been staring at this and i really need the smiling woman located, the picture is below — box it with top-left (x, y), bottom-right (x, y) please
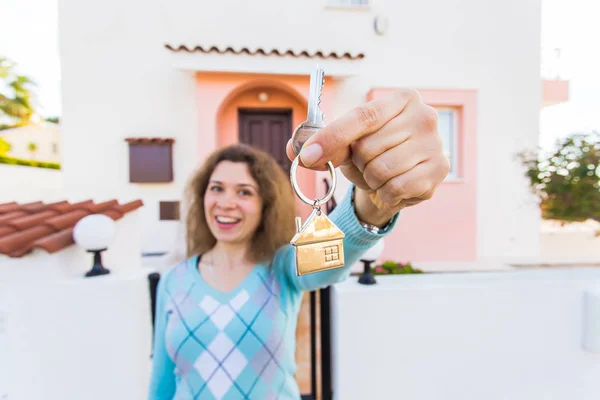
top-left (185, 144), bottom-right (297, 264)
top-left (148, 144), bottom-right (400, 399)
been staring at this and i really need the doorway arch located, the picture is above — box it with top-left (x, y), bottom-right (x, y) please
top-left (216, 79), bottom-right (316, 212)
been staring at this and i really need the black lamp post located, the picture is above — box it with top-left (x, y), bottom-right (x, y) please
top-left (85, 248), bottom-right (111, 277)
top-left (358, 258), bottom-right (377, 285)
top-left (357, 239), bottom-right (384, 285)
top-left (73, 214), bottom-right (117, 278)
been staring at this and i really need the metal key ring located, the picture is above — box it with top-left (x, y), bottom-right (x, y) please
top-left (290, 156), bottom-right (336, 207)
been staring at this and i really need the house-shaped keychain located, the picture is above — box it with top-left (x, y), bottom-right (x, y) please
top-left (290, 209), bottom-right (345, 276)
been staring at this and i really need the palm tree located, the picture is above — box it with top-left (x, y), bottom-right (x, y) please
top-left (0, 137), bottom-right (10, 155)
top-left (0, 57), bottom-right (37, 128)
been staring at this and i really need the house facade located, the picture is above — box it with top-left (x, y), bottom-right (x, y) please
top-left (57, 0), bottom-right (561, 266)
top-left (0, 122), bottom-right (61, 163)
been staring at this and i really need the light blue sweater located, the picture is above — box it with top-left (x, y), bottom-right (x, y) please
top-left (148, 186), bottom-right (399, 399)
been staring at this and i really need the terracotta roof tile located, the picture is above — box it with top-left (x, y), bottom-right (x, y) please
top-left (125, 137), bottom-right (175, 145)
top-left (20, 201), bottom-right (47, 213)
top-left (115, 200), bottom-right (144, 214)
top-left (0, 226), bottom-right (55, 254)
top-left (0, 211), bottom-right (26, 225)
top-left (68, 200), bottom-right (97, 213)
top-left (90, 200), bottom-right (119, 213)
top-left (32, 228), bottom-right (75, 254)
top-left (103, 210), bottom-right (124, 221)
top-left (45, 210), bottom-right (90, 231)
top-left (0, 226), bottom-right (17, 237)
top-left (7, 210), bottom-right (59, 230)
top-left (0, 202), bottom-right (19, 214)
top-left (0, 199), bottom-right (144, 258)
top-left (46, 201), bottom-right (72, 212)
top-left (165, 44), bottom-right (365, 60)
top-left (9, 247), bottom-right (35, 258)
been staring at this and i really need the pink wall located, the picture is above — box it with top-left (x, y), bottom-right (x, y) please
top-left (542, 79), bottom-right (569, 107)
top-left (194, 77), bottom-right (477, 262)
top-left (195, 72), bottom-right (337, 220)
top-left (367, 89), bottom-right (478, 262)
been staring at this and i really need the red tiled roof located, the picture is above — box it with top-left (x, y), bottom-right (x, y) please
top-left (0, 199), bottom-right (144, 258)
top-left (125, 137), bottom-right (175, 145)
top-left (165, 44), bottom-right (365, 60)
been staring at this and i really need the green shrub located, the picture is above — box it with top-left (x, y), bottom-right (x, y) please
top-left (0, 154), bottom-right (60, 169)
top-left (373, 260), bottom-right (423, 275)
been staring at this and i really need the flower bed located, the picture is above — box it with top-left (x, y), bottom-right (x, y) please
top-left (373, 260), bottom-right (424, 275)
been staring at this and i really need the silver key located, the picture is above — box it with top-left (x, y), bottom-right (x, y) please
top-left (291, 65), bottom-right (325, 156)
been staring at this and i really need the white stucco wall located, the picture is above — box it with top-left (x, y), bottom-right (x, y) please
top-left (332, 269), bottom-right (600, 399)
top-left (57, 0), bottom-right (542, 260)
top-left (57, 0), bottom-right (200, 253)
top-left (0, 271), bottom-right (153, 400)
top-left (0, 164), bottom-right (64, 203)
top-left (0, 210), bottom-right (149, 400)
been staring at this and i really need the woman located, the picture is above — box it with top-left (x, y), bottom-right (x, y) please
top-left (149, 88), bottom-right (450, 399)
top-left (148, 144), bottom-right (399, 400)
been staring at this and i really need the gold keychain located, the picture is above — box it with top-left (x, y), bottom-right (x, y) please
top-left (289, 66), bottom-right (345, 276)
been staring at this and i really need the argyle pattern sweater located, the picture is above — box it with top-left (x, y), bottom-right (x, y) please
top-left (148, 186), bottom-right (399, 400)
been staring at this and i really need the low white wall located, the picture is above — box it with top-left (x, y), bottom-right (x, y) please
top-left (332, 269), bottom-right (600, 400)
top-left (0, 271), bottom-right (153, 400)
top-left (0, 209), bottom-right (148, 400)
top-left (0, 164), bottom-right (64, 203)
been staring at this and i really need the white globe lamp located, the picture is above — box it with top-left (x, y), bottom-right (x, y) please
top-left (358, 238), bottom-right (384, 285)
top-left (73, 214), bottom-right (117, 277)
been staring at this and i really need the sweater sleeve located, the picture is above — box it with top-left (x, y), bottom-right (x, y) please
top-left (275, 184), bottom-right (400, 293)
top-left (148, 273), bottom-right (176, 400)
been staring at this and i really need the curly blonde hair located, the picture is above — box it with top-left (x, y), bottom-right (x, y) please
top-left (184, 144), bottom-right (297, 263)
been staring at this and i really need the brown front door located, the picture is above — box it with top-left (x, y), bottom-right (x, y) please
top-left (238, 109), bottom-right (293, 172)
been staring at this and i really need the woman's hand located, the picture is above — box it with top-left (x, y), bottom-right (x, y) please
top-left (286, 88), bottom-right (450, 227)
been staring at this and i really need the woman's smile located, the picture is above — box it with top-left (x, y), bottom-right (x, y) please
top-left (214, 215), bottom-right (242, 230)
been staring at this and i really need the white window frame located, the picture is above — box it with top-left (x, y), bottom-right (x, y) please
top-left (436, 107), bottom-right (460, 181)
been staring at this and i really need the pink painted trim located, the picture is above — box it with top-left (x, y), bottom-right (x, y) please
top-left (366, 88), bottom-right (478, 262)
top-left (542, 80), bottom-right (569, 107)
top-left (195, 73), bottom-right (336, 221)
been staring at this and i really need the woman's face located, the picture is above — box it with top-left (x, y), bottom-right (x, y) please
top-left (204, 161), bottom-right (263, 247)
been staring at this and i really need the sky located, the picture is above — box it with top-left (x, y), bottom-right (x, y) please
top-left (0, 0), bottom-right (598, 152)
top-left (539, 0), bottom-right (600, 151)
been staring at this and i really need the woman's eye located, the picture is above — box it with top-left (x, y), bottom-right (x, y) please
top-left (210, 185), bottom-right (222, 192)
top-left (239, 189), bottom-right (252, 196)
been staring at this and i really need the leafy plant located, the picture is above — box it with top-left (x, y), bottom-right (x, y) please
top-left (518, 131), bottom-right (600, 223)
top-left (0, 137), bottom-right (10, 155)
top-left (373, 260), bottom-right (423, 275)
top-left (0, 154), bottom-right (60, 169)
top-left (0, 57), bottom-right (37, 127)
